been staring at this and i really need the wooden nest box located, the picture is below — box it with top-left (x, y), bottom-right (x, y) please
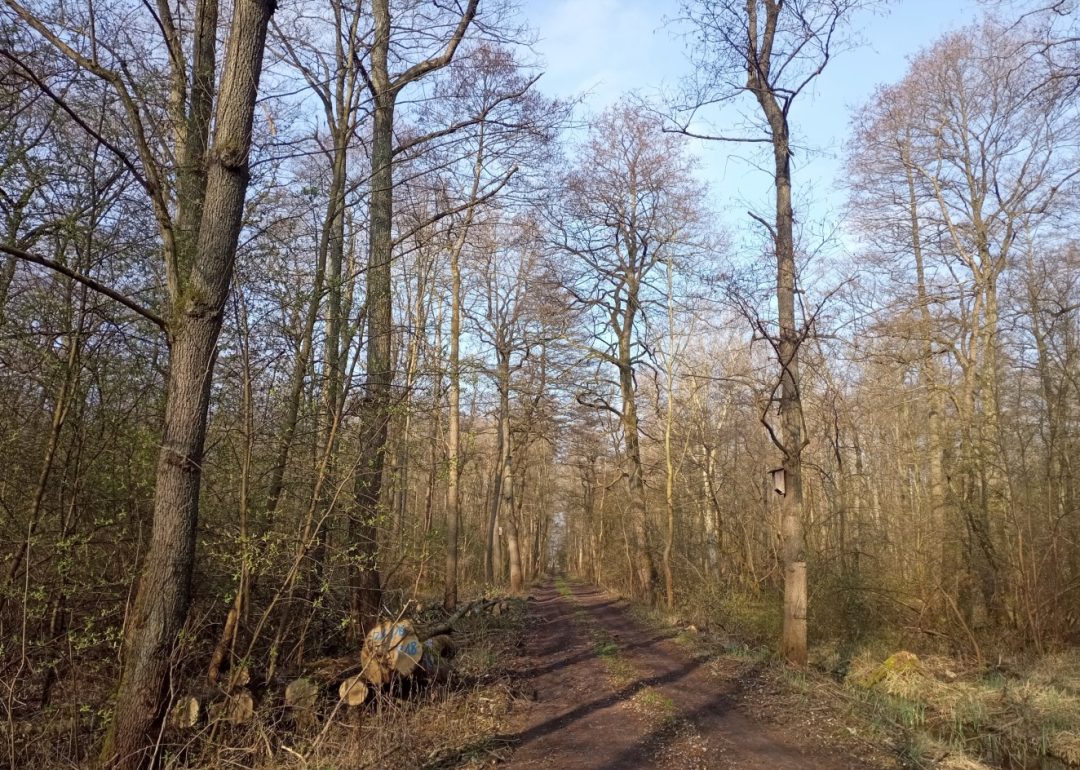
top-left (769, 467), bottom-right (786, 496)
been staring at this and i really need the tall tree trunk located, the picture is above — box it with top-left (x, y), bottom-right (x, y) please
top-left (101, 0), bottom-right (274, 763)
top-left (749, 23), bottom-right (807, 662)
top-left (979, 269), bottom-right (1008, 624)
top-left (901, 141), bottom-right (950, 604)
top-left (443, 129), bottom-right (484, 606)
top-left (352, 0), bottom-right (477, 631)
top-left (496, 354), bottom-right (523, 593)
top-left (485, 410), bottom-right (503, 582)
top-left (773, 126), bottom-right (807, 666)
top-left (444, 227), bottom-right (462, 609)
top-left (350, 84), bottom-right (394, 633)
top-left (662, 257), bottom-right (677, 609)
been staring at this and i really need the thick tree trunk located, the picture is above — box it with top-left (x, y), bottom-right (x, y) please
top-left (774, 135), bottom-right (807, 666)
top-left (100, 0), bottom-right (274, 763)
top-left (619, 347), bottom-right (657, 604)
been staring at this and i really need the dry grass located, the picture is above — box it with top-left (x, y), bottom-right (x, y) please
top-left (6, 597), bottom-right (529, 770)
top-left (844, 649), bottom-right (1080, 768)
top-left (606, 587), bottom-right (1080, 769)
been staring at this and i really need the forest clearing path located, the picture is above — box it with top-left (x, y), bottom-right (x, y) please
top-left (501, 577), bottom-right (895, 770)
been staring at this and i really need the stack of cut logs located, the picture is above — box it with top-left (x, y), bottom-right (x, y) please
top-left (336, 618), bottom-right (457, 706)
top-left (171, 596), bottom-right (521, 728)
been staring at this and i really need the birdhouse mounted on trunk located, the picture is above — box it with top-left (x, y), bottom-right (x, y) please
top-left (770, 467), bottom-right (786, 496)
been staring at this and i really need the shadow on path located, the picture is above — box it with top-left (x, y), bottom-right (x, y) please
top-left (500, 577), bottom-right (896, 770)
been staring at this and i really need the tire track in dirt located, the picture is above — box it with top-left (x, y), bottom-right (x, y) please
top-left (502, 578), bottom-right (895, 770)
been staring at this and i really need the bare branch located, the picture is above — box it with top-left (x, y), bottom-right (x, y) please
top-left (1, 243), bottom-right (167, 330)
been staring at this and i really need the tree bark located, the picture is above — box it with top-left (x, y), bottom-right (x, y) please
top-left (662, 258), bottom-right (678, 609)
top-left (620, 339), bottom-right (658, 604)
top-left (496, 353), bottom-right (523, 593)
top-left (350, 84), bottom-right (393, 634)
top-left (901, 139), bottom-right (951, 603)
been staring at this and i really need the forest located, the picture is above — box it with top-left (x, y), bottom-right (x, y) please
top-left (1, 0), bottom-right (1079, 768)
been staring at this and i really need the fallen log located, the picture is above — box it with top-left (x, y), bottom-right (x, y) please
top-left (418, 648), bottom-right (449, 683)
top-left (354, 597), bottom-right (507, 688)
top-left (423, 634), bottom-right (457, 660)
top-left (418, 597), bottom-right (499, 639)
top-left (183, 595), bottom-right (508, 727)
top-left (417, 634), bottom-right (457, 683)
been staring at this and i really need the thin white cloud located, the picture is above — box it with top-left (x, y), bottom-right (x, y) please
top-left (529, 0), bottom-right (678, 107)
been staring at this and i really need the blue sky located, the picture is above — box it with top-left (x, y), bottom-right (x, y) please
top-left (517, 0), bottom-right (985, 238)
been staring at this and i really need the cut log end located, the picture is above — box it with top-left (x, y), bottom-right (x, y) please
top-left (338, 675), bottom-right (369, 706)
top-left (285, 677), bottom-right (319, 710)
top-left (361, 620), bottom-right (423, 683)
top-left (225, 689), bottom-right (254, 725)
top-left (169, 696), bottom-right (200, 729)
top-left (228, 665), bottom-right (251, 689)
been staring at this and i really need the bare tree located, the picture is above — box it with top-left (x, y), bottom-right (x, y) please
top-left (677, 0), bottom-right (873, 664)
top-left (555, 103), bottom-right (707, 605)
top-left (848, 18), bottom-right (1080, 641)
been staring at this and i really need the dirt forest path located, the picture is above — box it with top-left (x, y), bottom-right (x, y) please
top-left (501, 577), bottom-right (896, 770)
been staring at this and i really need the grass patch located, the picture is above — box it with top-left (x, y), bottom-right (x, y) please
top-left (629, 687), bottom-right (677, 717)
top-left (843, 649), bottom-right (1080, 769)
top-left (594, 637), bottom-right (619, 660)
top-left (610, 580), bottom-right (1080, 769)
top-left (421, 733), bottom-right (517, 769)
top-left (590, 628), bottom-right (636, 685)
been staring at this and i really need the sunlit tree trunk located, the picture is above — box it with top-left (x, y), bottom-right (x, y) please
top-left (753, 73), bottom-right (807, 667)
